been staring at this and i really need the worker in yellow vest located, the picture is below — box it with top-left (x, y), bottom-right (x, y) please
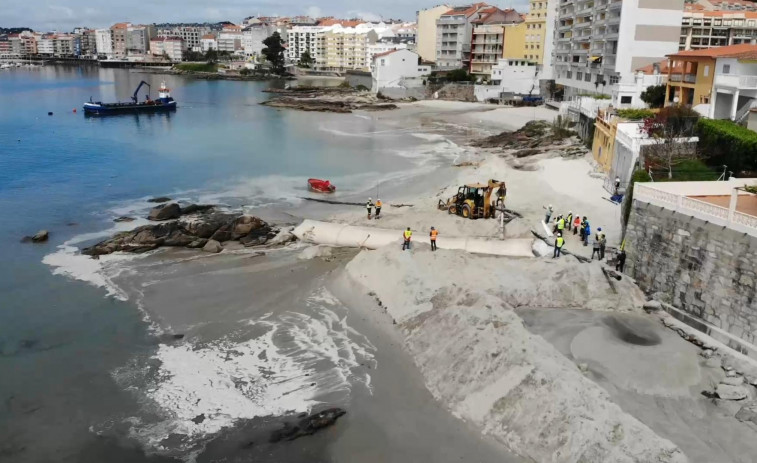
top-left (430, 227), bottom-right (438, 251)
top-left (553, 232), bottom-right (565, 258)
top-left (566, 211), bottom-right (573, 231)
top-left (557, 216), bottom-right (565, 233)
top-left (402, 227), bottom-right (412, 251)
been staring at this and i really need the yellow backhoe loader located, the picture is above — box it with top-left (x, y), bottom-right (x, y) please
top-left (437, 179), bottom-right (505, 219)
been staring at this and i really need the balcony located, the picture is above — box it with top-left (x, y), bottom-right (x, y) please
top-left (714, 74), bottom-right (757, 89)
top-left (669, 73), bottom-right (697, 84)
top-left (574, 21), bottom-right (592, 29)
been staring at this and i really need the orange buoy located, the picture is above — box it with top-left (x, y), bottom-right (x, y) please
top-left (73, 108), bottom-right (77, 113)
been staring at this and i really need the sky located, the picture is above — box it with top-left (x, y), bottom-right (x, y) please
top-left (3, 0), bottom-right (530, 32)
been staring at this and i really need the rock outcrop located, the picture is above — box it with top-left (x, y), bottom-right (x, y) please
top-left (148, 203), bottom-right (182, 221)
top-left (82, 211), bottom-right (276, 256)
top-left (269, 408), bottom-right (346, 443)
top-left (262, 87), bottom-right (397, 113)
top-left (32, 230), bottom-right (49, 242)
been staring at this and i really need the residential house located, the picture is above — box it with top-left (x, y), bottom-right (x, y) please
top-left (157, 26), bottom-right (210, 52)
top-left (127, 25), bottom-right (156, 56)
top-left (367, 42), bottom-right (408, 70)
top-left (470, 8), bottom-right (523, 77)
top-left (435, 3), bottom-right (490, 71)
top-left (553, 0), bottom-right (684, 99)
top-left (613, 60), bottom-right (669, 108)
top-left (371, 48), bottom-right (431, 92)
top-left (200, 34), bottom-right (217, 53)
top-left (416, 5), bottom-right (451, 62)
top-left (150, 37), bottom-right (186, 62)
top-left (489, 58), bottom-right (541, 94)
top-left (666, 44), bottom-right (757, 121)
top-left (242, 24), bottom-right (276, 57)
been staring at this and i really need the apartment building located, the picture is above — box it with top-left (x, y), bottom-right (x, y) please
top-left (242, 24), bottom-right (276, 57)
top-left (157, 26), bottom-right (209, 52)
top-left (111, 23), bottom-right (129, 58)
top-left (436, 3), bottom-right (491, 71)
top-left (150, 37), bottom-right (186, 62)
top-left (553, 0), bottom-right (684, 98)
top-left (287, 26), bottom-right (323, 63)
top-left (666, 44), bottom-right (757, 122)
top-left (524, 0), bottom-right (549, 63)
top-left (201, 34), bottom-right (217, 53)
top-left (95, 28), bottom-right (113, 58)
top-left (8, 31), bottom-right (37, 56)
top-left (218, 25), bottom-right (243, 54)
top-left (417, 5), bottom-right (451, 62)
top-left (680, 10), bottom-right (757, 50)
top-left (320, 27), bottom-right (378, 71)
top-left (367, 42), bottom-right (408, 70)
top-left (127, 25), bottom-right (156, 56)
top-left (470, 8), bottom-right (523, 77)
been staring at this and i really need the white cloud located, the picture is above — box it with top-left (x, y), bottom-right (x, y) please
top-left (305, 6), bottom-right (322, 18)
top-left (348, 10), bottom-right (382, 22)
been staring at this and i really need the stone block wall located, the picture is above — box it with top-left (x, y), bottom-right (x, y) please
top-left (626, 201), bottom-right (757, 346)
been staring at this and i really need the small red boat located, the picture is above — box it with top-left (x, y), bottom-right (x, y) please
top-left (308, 178), bottom-right (336, 193)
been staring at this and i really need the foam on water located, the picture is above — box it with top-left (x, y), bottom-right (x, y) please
top-left (114, 287), bottom-right (375, 458)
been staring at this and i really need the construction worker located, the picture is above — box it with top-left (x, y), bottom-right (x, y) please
top-left (430, 226), bottom-right (438, 251)
top-left (597, 227), bottom-right (606, 260)
top-left (496, 183), bottom-right (506, 207)
top-left (366, 198), bottom-right (374, 219)
top-left (566, 211), bottom-right (573, 231)
top-left (614, 176), bottom-right (621, 195)
top-left (573, 215), bottom-right (581, 235)
top-left (583, 220), bottom-right (591, 247)
top-left (557, 215), bottom-right (565, 233)
top-left (375, 198), bottom-right (382, 219)
top-left (402, 227), bottom-right (412, 251)
top-left (543, 204), bottom-right (553, 224)
top-left (591, 234), bottom-right (601, 260)
top-left (616, 249), bottom-right (627, 273)
top-left (553, 232), bottom-right (565, 258)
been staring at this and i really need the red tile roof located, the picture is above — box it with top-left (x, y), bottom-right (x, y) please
top-left (317, 18), bottom-right (365, 27)
top-left (668, 43), bottom-right (757, 59)
top-left (201, 34), bottom-right (215, 39)
top-left (442, 3), bottom-right (489, 17)
top-left (635, 59), bottom-right (681, 74)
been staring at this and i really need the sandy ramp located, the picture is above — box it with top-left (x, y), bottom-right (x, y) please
top-left (292, 219), bottom-right (535, 257)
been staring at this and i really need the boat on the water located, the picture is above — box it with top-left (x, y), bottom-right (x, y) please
top-left (83, 81), bottom-right (176, 115)
top-left (308, 178), bottom-right (336, 193)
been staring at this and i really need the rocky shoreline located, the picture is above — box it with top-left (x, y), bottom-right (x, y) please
top-left (136, 67), bottom-right (277, 81)
top-left (82, 202), bottom-right (284, 257)
top-left (261, 87), bottom-right (398, 113)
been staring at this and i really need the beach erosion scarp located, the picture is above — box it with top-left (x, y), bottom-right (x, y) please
top-left (342, 244), bottom-right (687, 463)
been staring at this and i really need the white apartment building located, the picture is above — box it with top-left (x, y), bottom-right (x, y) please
top-left (242, 24), bottom-right (276, 57)
top-left (37, 36), bottom-right (54, 55)
top-left (436, 4), bottom-right (490, 71)
top-left (218, 25), bottom-right (243, 54)
top-left (150, 37), bottom-right (186, 62)
top-left (127, 25), bottom-right (156, 56)
top-left (490, 59), bottom-right (541, 94)
top-left (95, 29), bottom-right (113, 57)
top-left (287, 26), bottom-right (324, 63)
top-left (553, 0), bottom-right (684, 98)
top-left (201, 34), bottom-right (217, 53)
top-left (680, 10), bottom-right (757, 50)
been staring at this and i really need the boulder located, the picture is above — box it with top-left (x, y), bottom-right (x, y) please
top-left (643, 300), bottom-right (662, 312)
top-left (163, 231), bottom-right (195, 247)
top-left (721, 375), bottom-right (745, 386)
top-left (269, 408), bottom-right (346, 443)
top-left (147, 196), bottom-right (172, 203)
top-left (114, 216), bottom-right (135, 223)
top-left (31, 230), bottom-right (49, 242)
top-left (210, 225), bottom-right (233, 242)
top-left (148, 203), bottom-right (181, 221)
top-left (202, 239), bottom-right (223, 253)
top-left (735, 403), bottom-right (757, 424)
top-left (240, 234), bottom-right (269, 247)
top-left (716, 383), bottom-right (750, 400)
top-left (180, 204), bottom-right (214, 215)
top-left (186, 239), bottom-right (208, 249)
top-left (231, 215), bottom-right (266, 240)
top-left (183, 212), bottom-right (235, 238)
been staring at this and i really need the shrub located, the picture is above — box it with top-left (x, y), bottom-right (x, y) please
top-left (551, 115), bottom-right (574, 139)
top-left (338, 80), bottom-right (351, 88)
top-left (696, 118), bottom-right (757, 176)
top-left (355, 84), bottom-right (369, 91)
top-left (616, 108), bottom-right (655, 120)
top-left (446, 68), bottom-right (475, 82)
top-left (577, 93), bottom-right (610, 100)
top-left (640, 84), bottom-right (666, 108)
top-left (175, 62), bottom-right (218, 73)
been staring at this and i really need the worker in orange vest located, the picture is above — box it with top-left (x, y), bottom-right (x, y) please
top-left (430, 226), bottom-right (438, 251)
top-left (375, 198), bottom-right (383, 219)
top-left (402, 227), bottom-right (412, 251)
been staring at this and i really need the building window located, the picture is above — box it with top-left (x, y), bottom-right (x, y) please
top-left (577, 71), bottom-right (583, 80)
top-left (584, 73), bottom-right (591, 82)
top-left (723, 64), bottom-right (730, 74)
top-left (620, 96), bottom-right (632, 104)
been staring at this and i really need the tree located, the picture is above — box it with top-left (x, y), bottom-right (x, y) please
top-left (299, 50), bottom-right (314, 68)
top-left (446, 68), bottom-right (474, 82)
top-left (640, 105), bottom-right (700, 179)
top-left (204, 49), bottom-right (218, 63)
top-left (640, 84), bottom-right (666, 108)
top-left (262, 32), bottom-right (286, 74)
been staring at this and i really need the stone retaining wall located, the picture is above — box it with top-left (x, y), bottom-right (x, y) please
top-left (626, 200), bottom-right (757, 351)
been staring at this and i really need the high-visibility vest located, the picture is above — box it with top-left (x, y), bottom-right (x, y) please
top-left (557, 218), bottom-right (565, 230)
top-left (404, 230), bottom-right (412, 240)
top-left (376, 200), bottom-right (382, 208)
top-left (566, 213), bottom-right (573, 223)
top-left (430, 230), bottom-right (438, 240)
top-left (556, 237), bottom-right (565, 247)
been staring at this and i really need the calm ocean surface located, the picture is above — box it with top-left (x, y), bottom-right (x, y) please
top-left (0, 65), bottom-right (436, 462)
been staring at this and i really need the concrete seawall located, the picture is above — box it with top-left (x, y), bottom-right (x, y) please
top-left (626, 200), bottom-right (757, 353)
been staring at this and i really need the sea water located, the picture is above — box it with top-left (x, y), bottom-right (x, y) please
top-left (0, 66), bottom-right (464, 461)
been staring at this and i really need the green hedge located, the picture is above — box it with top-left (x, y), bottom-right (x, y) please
top-left (616, 108), bottom-right (655, 120)
top-left (175, 62), bottom-right (218, 73)
top-left (696, 119), bottom-right (757, 175)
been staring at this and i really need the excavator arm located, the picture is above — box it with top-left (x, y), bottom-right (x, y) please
top-left (131, 81), bottom-right (151, 103)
